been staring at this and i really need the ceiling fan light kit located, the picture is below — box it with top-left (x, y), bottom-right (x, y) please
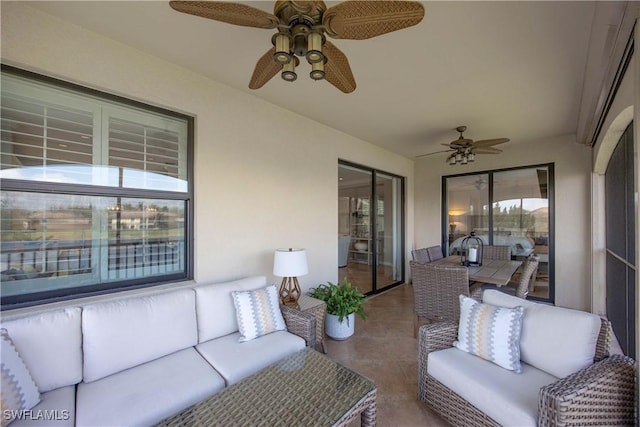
top-left (418, 125), bottom-right (510, 165)
top-left (169, 1), bottom-right (425, 93)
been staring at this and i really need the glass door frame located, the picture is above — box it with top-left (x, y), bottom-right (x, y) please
top-left (339, 160), bottom-right (406, 295)
top-left (441, 163), bottom-right (555, 303)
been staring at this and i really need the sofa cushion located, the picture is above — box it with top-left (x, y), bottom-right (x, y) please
top-left (82, 289), bottom-right (198, 382)
top-left (76, 347), bottom-right (225, 427)
top-left (482, 290), bottom-right (601, 378)
top-left (454, 295), bottom-right (524, 372)
top-left (1, 308), bottom-right (82, 392)
top-left (1, 329), bottom-right (40, 426)
top-left (195, 276), bottom-right (267, 342)
top-left (428, 347), bottom-right (558, 427)
top-left (196, 330), bottom-right (305, 385)
top-left (232, 284), bottom-right (286, 342)
top-left (10, 386), bottom-right (75, 427)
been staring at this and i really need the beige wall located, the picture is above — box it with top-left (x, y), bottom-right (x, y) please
top-left (415, 135), bottom-right (593, 310)
top-left (0, 3), bottom-right (415, 295)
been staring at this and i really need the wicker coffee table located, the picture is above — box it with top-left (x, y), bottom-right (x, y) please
top-left (157, 348), bottom-right (376, 427)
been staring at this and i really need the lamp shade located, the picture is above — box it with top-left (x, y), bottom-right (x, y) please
top-left (273, 248), bottom-right (308, 277)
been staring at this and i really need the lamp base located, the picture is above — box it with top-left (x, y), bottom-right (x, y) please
top-left (279, 276), bottom-right (301, 306)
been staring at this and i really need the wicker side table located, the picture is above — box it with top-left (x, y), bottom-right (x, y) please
top-left (296, 295), bottom-right (327, 353)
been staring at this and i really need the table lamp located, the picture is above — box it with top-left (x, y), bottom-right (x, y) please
top-left (273, 248), bottom-right (308, 306)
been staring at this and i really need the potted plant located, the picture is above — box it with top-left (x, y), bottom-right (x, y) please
top-left (309, 278), bottom-right (367, 340)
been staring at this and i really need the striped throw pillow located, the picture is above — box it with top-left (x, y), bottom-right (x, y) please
top-left (232, 285), bottom-right (286, 342)
top-left (453, 295), bottom-right (525, 372)
top-left (1, 329), bottom-right (41, 427)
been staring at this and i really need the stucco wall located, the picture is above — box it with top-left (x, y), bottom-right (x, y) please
top-left (0, 2), bottom-right (415, 297)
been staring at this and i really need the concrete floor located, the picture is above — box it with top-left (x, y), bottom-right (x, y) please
top-left (324, 283), bottom-right (449, 427)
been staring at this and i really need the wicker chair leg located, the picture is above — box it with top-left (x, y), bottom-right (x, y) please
top-left (414, 315), bottom-right (419, 338)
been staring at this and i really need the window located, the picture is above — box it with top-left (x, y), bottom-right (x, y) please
top-left (605, 122), bottom-right (635, 358)
top-left (443, 164), bottom-right (553, 302)
top-left (1, 67), bottom-right (193, 307)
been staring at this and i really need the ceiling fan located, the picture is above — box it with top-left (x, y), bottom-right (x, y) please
top-left (416, 126), bottom-right (510, 165)
top-left (169, 1), bottom-right (425, 93)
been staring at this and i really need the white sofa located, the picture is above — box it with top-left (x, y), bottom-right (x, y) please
top-left (1, 276), bottom-right (315, 426)
top-left (418, 290), bottom-right (637, 427)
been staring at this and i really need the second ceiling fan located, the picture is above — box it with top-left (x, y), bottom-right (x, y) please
top-left (417, 126), bottom-right (510, 165)
top-left (169, 1), bottom-right (425, 93)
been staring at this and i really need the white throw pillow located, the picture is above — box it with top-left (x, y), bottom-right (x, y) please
top-left (1, 329), bottom-right (41, 426)
top-left (454, 295), bottom-right (525, 372)
top-left (232, 285), bottom-right (286, 342)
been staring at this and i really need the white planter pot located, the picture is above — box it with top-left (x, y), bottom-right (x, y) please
top-left (325, 313), bottom-right (355, 340)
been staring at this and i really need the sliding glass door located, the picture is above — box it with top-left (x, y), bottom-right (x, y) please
top-left (376, 172), bottom-right (404, 289)
top-left (338, 161), bottom-right (404, 295)
top-left (444, 164), bottom-right (553, 302)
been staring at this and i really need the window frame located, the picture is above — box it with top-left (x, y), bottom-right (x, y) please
top-left (1, 65), bottom-right (194, 309)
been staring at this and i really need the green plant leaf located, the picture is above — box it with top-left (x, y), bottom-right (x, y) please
top-left (309, 277), bottom-right (367, 321)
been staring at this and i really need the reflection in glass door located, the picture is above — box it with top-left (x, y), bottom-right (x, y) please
top-left (376, 172), bottom-right (404, 289)
top-left (338, 162), bottom-right (404, 295)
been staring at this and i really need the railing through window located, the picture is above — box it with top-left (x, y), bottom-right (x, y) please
top-left (1, 238), bottom-right (183, 283)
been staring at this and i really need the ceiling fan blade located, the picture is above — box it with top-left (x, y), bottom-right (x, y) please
top-left (473, 147), bottom-right (502, 154)
top-left (473, 138), bottom-right (510, 147)
top-left (323, 1), bottom-right (425, 40)
top-left (324, 41), bottom-right (356, 93)
top-left (169, 1), bottom-right (279, 29)
top-left (416, 149), bottom-right (453, 158)
top-left (249, 48), bottom-right (281, 89)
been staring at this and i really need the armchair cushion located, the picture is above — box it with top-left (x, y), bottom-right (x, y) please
top-left (428, 347), bottom-right (558, 427)
top-left (232, 285), bottom-right (286, 342)
top-left (454, 295), bottom-right (524, 372)
top-left (482, 290), bottom-right (601, 378)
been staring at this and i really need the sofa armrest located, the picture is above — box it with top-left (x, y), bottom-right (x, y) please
top-left (280, 304), bottom-right (316, 348)
top-left (538, 354), bottom-right (637, 427)
top-left (418, 320), bottom-right (458, 401)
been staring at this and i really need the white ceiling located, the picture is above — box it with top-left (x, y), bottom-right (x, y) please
top-left (25, 1), bottom-right (622, 159)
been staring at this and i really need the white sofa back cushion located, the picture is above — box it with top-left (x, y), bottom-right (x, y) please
top-left (2, 308), bottom-right (82, 392)
top-left (195, 276), bottom-right (267, 343)
top-left (482, 290), bottom-right (601, 378)
top-left (82, 289), bottom-right (198, 382)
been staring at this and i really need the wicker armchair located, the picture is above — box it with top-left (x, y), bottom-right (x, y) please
top-left (411, 248), bottom-right (430, 263)
top-left (482, 245), bottom-right (512, 260)
top-left (470, 255), bottom-right (539, 300)
top-left (418, 319), bottom-right (637, 426)
top-left (426, 245), bottom-right (444, 261)
top-left (410, 261), bottom-right (469, 338)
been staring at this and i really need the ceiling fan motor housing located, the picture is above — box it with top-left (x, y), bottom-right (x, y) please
top-left (272, 1), bottom-right (328, 81)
